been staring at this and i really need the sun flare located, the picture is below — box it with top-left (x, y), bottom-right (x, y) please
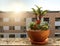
top-left (11, 3), bottom-right (25, 13)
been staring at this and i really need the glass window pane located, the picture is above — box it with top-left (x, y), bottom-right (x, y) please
top-left (15, 18), bottom-right (20, 22)
top-left (0, 34), bottom-right (4, 38)
top-left (55, 26), bottom-right (60, 30)
top-left (9, 26), bottom-right (15, 30)
top-left (55, 33), bottom-right (60, 37)
top-left (9, 34), bottom-right (15, 38)
top-left (20, 34), bottom-right (26, 38)
top-left (15, 26), bottom-right (21, 30)
top-left (55, 18), bottom-right (60, 21)
top-left (32, 18), bottom-right (36, 22)
top-left (3, 26), bottom-right (9, 30)
top-left (21, 26), bottom-right (26, 31)
top-left (44, 18), bottom-right (49, 23)
top-left (3, 18), bottom-right (9, 22)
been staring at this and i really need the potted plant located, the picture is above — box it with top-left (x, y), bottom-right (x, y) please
top-left (27, 5), bottom-right (50, 45)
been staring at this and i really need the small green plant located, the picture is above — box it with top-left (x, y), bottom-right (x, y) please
top-left (29, 5), bottom-right (49, 30)
top-left (29, 22), bottom-right (49, 30)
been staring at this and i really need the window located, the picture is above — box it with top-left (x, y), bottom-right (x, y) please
top-left (3, 18), bottom-right (9, 22)
top-left (0, 18), bottom-right (3, 22)
top-left (48, 11), bottom-right (59, 13)
top-left (9, 34), bottom-right (15, 38)
top-left (15, 18), bottom-right (20, 22)
top-left (9, 26), bottom-right (15, 30)
top-left (55, 18), bottom-right (60, 21)
top-left (3, 26), bottom-right (9, 30)
top-left (55, 33), bottom-right (60, 37)
top-left (15, 26), bottom-right (21, 30)
top-left (32, 18), bottom-right (36, 22)
top-left (0, 34), bottom-right (4, 38)
top-left (21, 26), bottom-right (26, 31)
top-left (55, 26), bottom-right (60, 30)
top-left (20, 34), bottom-right (26, 38)
top-left (0, 26), bottom-right (3, 32)
top-left (55, 18), bottom-right (60, 26)
top-left (44, 18), bottom-right (49, 23)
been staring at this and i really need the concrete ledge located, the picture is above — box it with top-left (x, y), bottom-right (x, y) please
top-left (0, 38), bottom-right (60, 45)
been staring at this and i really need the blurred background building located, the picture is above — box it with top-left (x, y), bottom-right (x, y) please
top-left (0, 11), bottom-right (60, 38)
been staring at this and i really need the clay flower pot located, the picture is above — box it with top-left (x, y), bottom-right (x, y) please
top-left (27, 30), bottom-right (50, 44)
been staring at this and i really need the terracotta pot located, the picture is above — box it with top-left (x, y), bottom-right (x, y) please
top-left (30, 38), bottom-right (48, 45)
top-left (27, 30), bottom-right (50, 42)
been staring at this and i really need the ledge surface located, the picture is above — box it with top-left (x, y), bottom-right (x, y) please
top-left (0, 37), bottom-right (60, 45)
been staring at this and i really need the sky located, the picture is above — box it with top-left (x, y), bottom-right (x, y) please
top-left (0, 0), bottom-right (60, 12)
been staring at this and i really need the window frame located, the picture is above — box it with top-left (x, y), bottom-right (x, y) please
top-left (9, 34), bottom-right (15, 38)
top-left (3, 18), bottom-right (9, 22)
top-left (9, 26), bottom-right (15, 30)
top-left (20, 34), bottom-right (27, 38)
top-left (0, 34), bottom-right (4, 38)
top-left (3, 26), bottom-right (9, 30)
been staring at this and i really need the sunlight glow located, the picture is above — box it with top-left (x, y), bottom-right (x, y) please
top-left (10, 3), bottom-right (25, 13)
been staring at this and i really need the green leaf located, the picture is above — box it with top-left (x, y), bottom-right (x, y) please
top-left (35, 5), bottom-right (42, 16)
top-left (41, 10), bottom-right (48, 16)
top-left (32, 8), bottom-right (37, 15)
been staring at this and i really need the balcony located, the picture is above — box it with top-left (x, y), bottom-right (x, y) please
top-left (0, 30), bottom-right (26, 33)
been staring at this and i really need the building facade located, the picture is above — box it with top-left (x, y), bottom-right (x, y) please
top-left (0, 11), bottom-right (27, 38)
top-left (0, 11), bottom-right (60, 38)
